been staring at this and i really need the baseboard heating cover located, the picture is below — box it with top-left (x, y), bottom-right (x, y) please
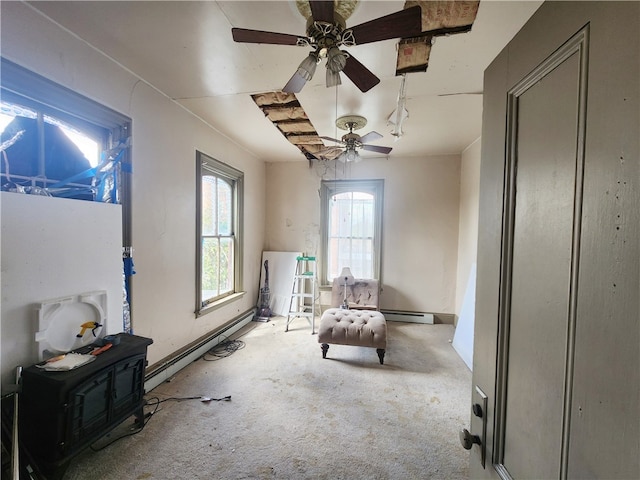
top-left (144, 309), bottom-right (254, 392)
top-left (380, 310), bottom-right (435, 324)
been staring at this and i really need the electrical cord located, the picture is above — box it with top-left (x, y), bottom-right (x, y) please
top-left (89, 394), bottom-right (230, 451)
top-left (202, 337), bottom-right (245, 361)
top-left (89, 397), bottom-right (159, 452)
top-left (153, 395), bottom-right (231, 404)
top-left (91, 333), bottom-right (244, 449)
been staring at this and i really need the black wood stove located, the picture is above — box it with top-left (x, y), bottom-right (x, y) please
top-left (18, 333), bottom-right (152, 479)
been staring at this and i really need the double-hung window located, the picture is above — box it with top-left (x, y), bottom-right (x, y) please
top-left (320, 179), bottom-right (384, 285)
top-left (196, 151), bottom-right (243, 314)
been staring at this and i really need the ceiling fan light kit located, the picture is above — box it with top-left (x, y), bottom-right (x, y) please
top-left (326, 47), bottom-right (348, 74)
top-left (296, 52), bottom-right (319, 81)
top-left (338, 148), bottom-right (361, 163)
top-left (326, 67), bottom-right (342, 88)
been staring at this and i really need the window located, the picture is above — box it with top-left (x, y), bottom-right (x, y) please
top-left (196, 151), bottom-right (244, 314)
top-left (0, 58), bottom-right (131, 211)
top-left (320, 179), bottom-right (384, 285)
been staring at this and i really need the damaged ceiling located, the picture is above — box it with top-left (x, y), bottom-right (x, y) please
top-left (23, 1), bottom-right (543, 162)
top-left (251, 0), bottom-right (480, 162)
top-left (251, 92), bottom-right (323, 160)
top-left (396, 0), bottom-right (479, 74)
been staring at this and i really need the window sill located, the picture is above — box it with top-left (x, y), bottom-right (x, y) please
top-left (197, 291), bottom-right (245, 318)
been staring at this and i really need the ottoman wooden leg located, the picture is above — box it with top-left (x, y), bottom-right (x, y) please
top-left (376, 349), bottom-right (385, 365)
top-left (321, 343), bottom-right (329, 359)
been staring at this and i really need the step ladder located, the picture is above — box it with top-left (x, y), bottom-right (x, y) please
top-left (286, 256), bottom-right (321, 334)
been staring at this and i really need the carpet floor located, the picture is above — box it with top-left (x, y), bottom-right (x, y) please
top-left (63, 318), bottom-right (472, 480)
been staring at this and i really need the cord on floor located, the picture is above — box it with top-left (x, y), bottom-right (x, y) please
top-left (202, 337), bottom-right (245, 361)
top-left (89, 394), bottom-right (230, 451)
top-left (89, 398), bottom-right (159, 452)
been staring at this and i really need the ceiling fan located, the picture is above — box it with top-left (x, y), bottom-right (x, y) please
top-left (320, 115), bottom-right (392, 162)
top-left (231, 2), bottom-right (423, 93)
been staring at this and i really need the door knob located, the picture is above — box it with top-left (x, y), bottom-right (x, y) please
top-left (459, 428), bottom-right (481, 450)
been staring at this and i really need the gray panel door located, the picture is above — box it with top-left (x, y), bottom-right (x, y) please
top-left (501, 43), bottom-right (582, 480)
top-left (470, 2), bottom-right (639, 479)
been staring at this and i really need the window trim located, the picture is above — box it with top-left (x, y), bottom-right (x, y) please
top-left (320, 179), bottom-right (384, 286)
top-left (196, 151), bottom-right (244, 316)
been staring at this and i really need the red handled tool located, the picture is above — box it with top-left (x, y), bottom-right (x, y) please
top-left (91, 343), bottom-right (112, 356)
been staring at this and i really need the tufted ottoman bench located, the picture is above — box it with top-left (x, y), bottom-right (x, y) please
top-left (318, 308), bottom-right (387, 364)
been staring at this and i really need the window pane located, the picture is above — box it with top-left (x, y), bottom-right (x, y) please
top-left (217, 179), bottom-right (232, 236)
top-left (336, 237), bottom-right (351, 277)
top-left (352, 199), bottom-right (374, 238)
top-left (201, 237), bottom-right (220, 299)
top-left (50, 118), bottom-right (100, 167)
top-left (201, 175), bottom-right (217, 235)
top-left (352, 238), bottom-right (373, 278)
top-left (219, 237), bottom-right (233, 294)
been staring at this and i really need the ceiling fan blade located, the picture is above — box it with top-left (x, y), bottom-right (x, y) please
top-left (362, 144), bottom-right (393, 154)
top-left (342, 54), bottom-right (380, 93)
top-left (320, 136), bottom-right (344, 145)
top-left (309, 0), bottom-right (334, 23)
top-left (283, 72), bottom-right (309, 93)
top-left (359, 131), bottom-right (383, 144)
top-left (232, 28), bottom-right (304, 46)
top-left (349, 5), bottom-right (423, 45)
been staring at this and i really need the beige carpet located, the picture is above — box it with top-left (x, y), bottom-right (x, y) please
top-left (63, 318), bottom-right (472, 479)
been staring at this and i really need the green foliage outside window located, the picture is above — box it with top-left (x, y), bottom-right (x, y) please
top-left (199, 170), bottom-right (235, 305)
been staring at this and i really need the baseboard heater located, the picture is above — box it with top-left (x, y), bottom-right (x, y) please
top-left (380, 309), bottom-right (435, 324)
top-left (144, 309), bottom-right (255, 392)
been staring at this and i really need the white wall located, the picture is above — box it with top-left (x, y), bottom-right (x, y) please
top-left (0, 2), bottom-right (266, 374)
top-left (0, 194), bottom-right (123, 387)
top-left (265, 154), bottom-right (462, 316)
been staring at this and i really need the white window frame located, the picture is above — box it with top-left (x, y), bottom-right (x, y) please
top-left (320, 179), bottom-right (384, 285)
top-left (196, 151), bottom-right (244, 315)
